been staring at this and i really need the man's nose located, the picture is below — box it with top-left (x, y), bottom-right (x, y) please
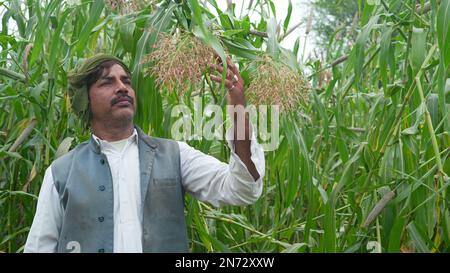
top-left (115, 81), bottom-right (128, 93)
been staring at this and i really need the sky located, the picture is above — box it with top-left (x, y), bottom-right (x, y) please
top-left (213, 0), bottom-right (314, 60)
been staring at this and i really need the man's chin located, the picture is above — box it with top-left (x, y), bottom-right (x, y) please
top-left (112, 108), bottom-right (135, 121)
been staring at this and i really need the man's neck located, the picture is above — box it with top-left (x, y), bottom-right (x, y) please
top-left (91, 121), bottom-right (135, 142)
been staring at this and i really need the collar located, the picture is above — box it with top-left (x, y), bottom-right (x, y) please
top-left (89, 126), bottom-right (157, 154)
top-left (91, 128), bottom-right (138, 153)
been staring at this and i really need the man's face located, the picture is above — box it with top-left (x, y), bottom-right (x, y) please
top-left (89, 64), bottom-right (136, 123)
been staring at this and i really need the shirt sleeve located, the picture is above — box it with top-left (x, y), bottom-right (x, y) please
top-left (24, 166), bottom-right (63, 253)
top-left (178, 125), bottom-right (265, 208)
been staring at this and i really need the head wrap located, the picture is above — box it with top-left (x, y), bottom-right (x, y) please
top-left (67, 54), bottom-right (131, 125)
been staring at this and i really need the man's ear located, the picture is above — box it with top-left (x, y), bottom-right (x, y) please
top-left (71, 85), bottom-right (89, 117)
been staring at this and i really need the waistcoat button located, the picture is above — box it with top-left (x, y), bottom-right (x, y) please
top-left (100, 159), bottom-right (105, 165)
top-left (98, 248), bottom-right (104, 253)
top-left (99, 185), bottom-right (105, 191)
top-left (98, 216), bottom-right (104, 222)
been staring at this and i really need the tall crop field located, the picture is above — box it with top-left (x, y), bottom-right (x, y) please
top-left (0, 0), bottom-right (449, 253)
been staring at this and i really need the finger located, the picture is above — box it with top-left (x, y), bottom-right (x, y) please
top-left (212, 53), bottom-right (235, 72)
top-left (210, 75), bottom-right (234, 90)
top-left (209, 64), bottom-right (224, 74)
top-left (210, 64), bottom-right (235, 82)
top-left (226, 57), bottom-right (238, 76)
top-left (213, 52), bottom-right (222, 65)
top-left (211, 54), bottom-right (242, 84)
top-left (225, 57), bottom-right (243, 83)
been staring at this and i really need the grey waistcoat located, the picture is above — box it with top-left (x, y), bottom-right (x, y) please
top-left (51, 126), bottom-right (188, 253)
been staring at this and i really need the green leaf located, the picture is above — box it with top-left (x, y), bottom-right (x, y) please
top-left (360, 0), bottom-right (376, 26)
top-left (280, 48), bottom-right (300, 71)
top-left (48, 8), bottom-right (71, 79)
top-left (323, 201), bottom-right (336, 252)
top-left (242, 16), bottom-right (250, 32)
top-left (189, 0), bottom-right (227, 86)
top-left (1, 10), bottom-right (11, 36)
top-left (204, 234), bottom-right (232, 253)
top-left (406, 221), bottom-right (431, 253)
top-left (0, 227), bottom-right (31, 247)
top-left (379, 26), bottom-right (394, 95)
top-left (221, 38), bottom-right (258, 60)
top-left (10, 0), bottom-right (26, 37)
top-left (74, 0), bottom-right (104, 55)
top-left (281, 242), bottom-right (308, 253)
top-left (354, 15), bottom-right (379, 89)
top-left (401, 126), bottom-right (419, 136)
top-left (446, 78), bottom-right (450, 104)
top-left (132, 2), bottom-right (177, 81)
top-left (437, 0), bottom-right (450, 68)
top-left (0, 190), bottom-right (37, 200)
top-left (388, 216), bottom-right (405, 252)
top-left (330, 144), bottom-right (365, 203)
top-left (222, 29), bottom-right (245, 37)
top-left (367, 0), bottom-right (381, 5)
top-left (427, 93), bottom-right (440, 129)
top-left (7, 118), bottom-right (37, 153)
top-left (268, 0), bottom-right (276, 17)
top-left (444, 209), bottom-right (450, 245)
top-left (29, 0), bottom-right (61, 66)
top-left (293, 37), bottom-right (300, 58)
top-left (283, 0), bottom-right (292, 34)
top-left (313, 91), bottom-right (329, 141)
top-left (0, 151), bottom-right (23, 160)
top-left (55, 137), bottom-right (74, 159)
top-left (218, 13), bottom-right (232, 29)
top-left (119, 18), bottom-right (136, 53)
top-left (0, 67), bottom-right (26, 82)
top-left (267, 17), bottom-right (279, 58)
top-left (410, 27), bottom-right (427, 73)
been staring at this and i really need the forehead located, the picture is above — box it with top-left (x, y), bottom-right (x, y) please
top-left (101, 63), bottom-right (129, 78)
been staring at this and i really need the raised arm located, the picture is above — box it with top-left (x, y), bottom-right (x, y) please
top-left (209, 56), bottom-right (260, 181)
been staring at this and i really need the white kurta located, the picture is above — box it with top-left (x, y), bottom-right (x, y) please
top-left (24, 128), bottom-right (265, 252)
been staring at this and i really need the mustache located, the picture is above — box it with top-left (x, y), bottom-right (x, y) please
top-left (111, 94), bottom-right (134, 106)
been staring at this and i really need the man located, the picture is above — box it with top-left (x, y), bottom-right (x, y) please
top-left (24, 54), bottom-right (265, 253)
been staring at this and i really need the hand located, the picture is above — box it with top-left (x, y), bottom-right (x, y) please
top-left (209, 55), bottom-right (246, 107)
